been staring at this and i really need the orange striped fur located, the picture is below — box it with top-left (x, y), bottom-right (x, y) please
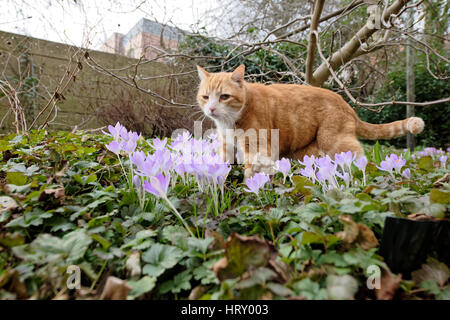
top-left (196, 65), bottom-right (425, 178)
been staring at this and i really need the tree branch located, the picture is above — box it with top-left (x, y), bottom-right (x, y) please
top-left (305, 0), bottom-right (325, 85)
top-left (312, 0), bottom-right (411, 86)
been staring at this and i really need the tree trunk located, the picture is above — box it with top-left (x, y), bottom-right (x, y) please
top-left (406, 7), bottom-right (415, 151)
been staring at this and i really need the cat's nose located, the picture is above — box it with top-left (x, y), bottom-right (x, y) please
top-left (209, 107), bottom-right (216, 113)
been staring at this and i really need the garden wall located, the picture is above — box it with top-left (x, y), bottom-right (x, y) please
top-left (0, 30), bottom-right (197, 135)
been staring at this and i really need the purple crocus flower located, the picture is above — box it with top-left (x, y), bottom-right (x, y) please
top-left (244, 172), bottom-right (270, 194)
top-left (130, 151), bottom-right (146, 171)
top-left (299, 165), bottom-right (316, 182)
top-left (389, 154), bottom-right (406, 173)
top-left (300, 155), bottom-right (316, 168)
top-left (377, 158), bottom-right (394, 173)
top-left (151, 137), bottom-right (167, 151)
top-left (275, 158), bottom-right (291, 183)
top-left (133, 175), bottom-right (141, 188)
top-left (334, 151), bottom-right (355, 170)
top-left (336, 171), bottom-right (350, 188)
top-left (143, 173), bottom-right (170, 198)
top-left (104, 122), bottom-right (125, 140)
top-left (402, 168), bottom-right (410, 179)
top-left (354, 156), bottom-right (368, 172)
top-left (425, 147), bottom-right (437, 156)
top-left (121, 139), bottom-right (137, 154)
top-left (106, 141), bottom-right (121, 154)
top-left (355, 156), bottom-right (368, 185)
top-left (439, 155), bottom-right (447, 168)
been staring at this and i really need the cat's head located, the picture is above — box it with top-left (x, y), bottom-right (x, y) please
top-left (196, 65), bottom-right (246, 124)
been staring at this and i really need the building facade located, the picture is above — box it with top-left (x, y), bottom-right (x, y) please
top-left (100, 18), bottom-right (185, 60)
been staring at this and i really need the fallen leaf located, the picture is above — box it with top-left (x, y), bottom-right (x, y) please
top-left (205, 229), bottom-right (225, 251)
top-left (100, 276), bottom-right (132, 300)
top-left (337, 215), bottom-right (378, 250)
top-left (38, 187), bottom-right (66, 203)
top-left (188, 285), bottom-right (207, 300)
top-left (0, 196), bottom-right (18, 213)
top-left (356, 223), bottom-right (379, 250)
top-left (125, 251), bottom-right (141, 277)
top-left (7, 271), bottom-right (29, 299)
top-left (375, 270), bottom-right (402, 300)
top-left (268, 259), bottom-right (294, 283)
top-left (411, 257), bottom-right (449, 287)
top-left (433, 173), bottom-right (450, 188)
top-left (337, 215), bottom-right (359, 244)
top-left (212, 233), bottom-right (277, 281)
top-left (408, 212), bottom-right (434, 221)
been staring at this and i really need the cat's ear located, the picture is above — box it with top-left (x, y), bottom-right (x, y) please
top-left (231, 64), bottom-right (245, 85)
top-left (197, 65), bottom-right (210, 81)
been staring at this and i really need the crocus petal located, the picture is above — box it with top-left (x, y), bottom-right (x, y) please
top-left (106, 141), bottom-right (121, 154)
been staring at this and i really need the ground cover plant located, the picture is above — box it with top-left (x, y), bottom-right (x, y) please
top-left (0, 124), bottom-right (449, 300)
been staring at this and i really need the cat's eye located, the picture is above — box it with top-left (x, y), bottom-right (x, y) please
top-left (202, 95), bottom-right (209, 100)
top-left (220, 94), bottom-right (230, 100)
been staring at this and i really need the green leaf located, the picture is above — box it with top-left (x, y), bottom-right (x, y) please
top-left (290, 176), bottom-right (315, 196)
top-left (429, 189), bottom-right (450, 205)
top-left (6, 172), bottom-right (28, 186)
top-left (159, 270), bottom-right (192, 294)
top-left (293, 278), bottom-right (327, 300)
top-left (142, 244), bottom-right (184, 277)
top-left (127, 276), bottom-right (156, 299)
top-left (62, 230), bottom-right (93, 263)
top-left (373, 141), bottom-right (383, 165)
top-left (91, 234), bottom-right (112, 250)
top-left (417, 156), bottom-right (434, 171)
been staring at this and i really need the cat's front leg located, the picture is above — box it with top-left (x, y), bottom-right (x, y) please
top-left (218, 138), bottom-right (235, 163)
top-left (243, 163), bottom-right (254, 181)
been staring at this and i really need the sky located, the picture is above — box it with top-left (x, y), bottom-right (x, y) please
top-left (0, 0), bottom-right (220, 49)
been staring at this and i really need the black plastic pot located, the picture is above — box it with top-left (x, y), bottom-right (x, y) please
top-left (378, 216), bottom-right (450, 278)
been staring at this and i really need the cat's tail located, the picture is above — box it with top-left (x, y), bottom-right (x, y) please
top-left (355, 117), bottom-right (425, 140)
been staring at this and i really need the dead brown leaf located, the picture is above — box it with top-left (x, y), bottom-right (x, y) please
top-left (205, 229), bottom-right (225, 251)
top-left (411, 257), bottom-right (449, 287)
top-left (100, 276), bottom-right (132, 300)
top-left (433, 173), bottom-right (450, 188)
top-left (188, 285), bottom-right (207, 300)
top-left (337, 215), bottom-right (379, 250)
top-left (375, 270), bottom-right (402, 300)
top-left (211, 233), bottom-right (280, 281)
top-left (0, 196), bottom-right (18, 213)
top-left (337, 215), bottom-right (359, 244)
top-left (268, 259), bottom-right (294, 283)
top-left (408, 212), bottom-right (434, 221)
top-left (356, 223), bottom-right (379, 250)
top-left (38, 187), bottom-right (66, 204)
top-left (125, 251), bottom-right (141, 278)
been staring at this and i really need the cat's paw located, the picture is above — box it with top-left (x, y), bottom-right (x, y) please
top-left (243, 168), bottom-right (254, 181)
top-left (252, 154), bottom-right (277, 175)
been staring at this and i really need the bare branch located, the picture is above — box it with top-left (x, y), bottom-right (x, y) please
top-left (312, 0), bottom-right (411, 86)
top-left (305, 0), bottom-right (325, 85)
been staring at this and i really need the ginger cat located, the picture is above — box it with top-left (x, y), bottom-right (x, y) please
top-left (196, 65), bottom-right (425, 179)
